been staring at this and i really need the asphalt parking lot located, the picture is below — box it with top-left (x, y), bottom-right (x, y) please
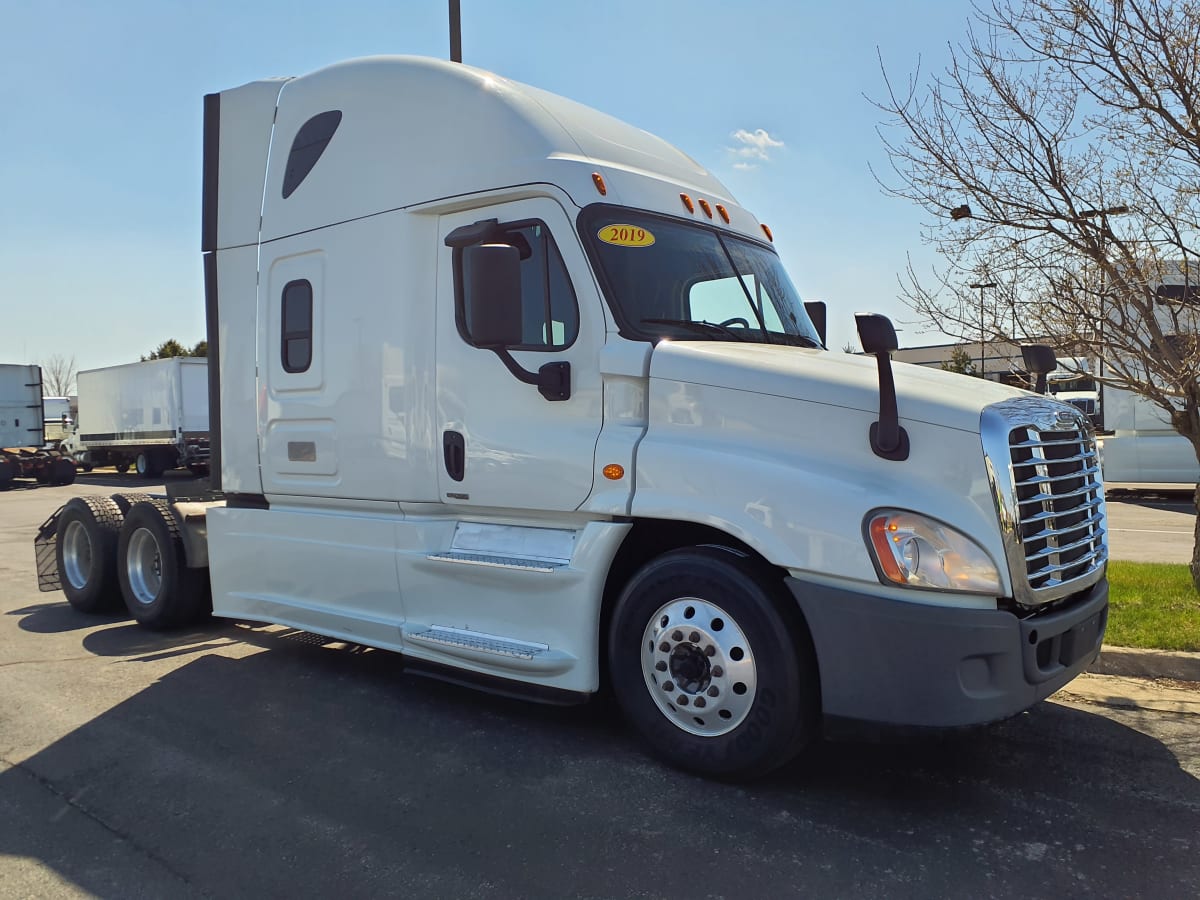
top-left (2, 472), bottom-right (1198, 897)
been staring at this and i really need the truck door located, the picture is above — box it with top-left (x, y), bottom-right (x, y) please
top-left (436, 198), bottom-right (604, 511)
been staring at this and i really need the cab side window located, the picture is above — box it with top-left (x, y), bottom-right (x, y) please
top-left (281, 280), bottom-right (313, 373)
top-left (458, 222), bottom-right (579, 351)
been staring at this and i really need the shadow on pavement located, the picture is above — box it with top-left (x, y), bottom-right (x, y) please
top-left (2, 620), bottom-right (1198, 897)
top-left (9, 602), bottom-right (129, 634)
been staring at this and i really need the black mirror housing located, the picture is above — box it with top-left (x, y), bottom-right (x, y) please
top-left (804, 301), bottom-right (827, 348)
top-left (855, 313), bottom-right (899, 354)
top-left (463, 243), bottom-right (523, 347)
top-left (1021, 344), bottom-right (1058, 375)
top-left (1021, 344), bottom-right (1058, 395)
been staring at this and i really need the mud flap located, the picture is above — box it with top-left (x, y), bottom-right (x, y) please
top-left (34, 508), bottom-right (62, 592)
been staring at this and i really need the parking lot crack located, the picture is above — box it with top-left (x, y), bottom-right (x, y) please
top-left (1, 753), bottom-right (204, 894)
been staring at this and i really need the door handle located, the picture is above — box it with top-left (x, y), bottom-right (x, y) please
top-left (443, 430), bottom-right (465, 482)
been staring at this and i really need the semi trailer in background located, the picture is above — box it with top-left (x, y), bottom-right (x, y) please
top-left (61, 358), bottom-right (210, 477)
top-left (0, 364), bottom-right (76, 487)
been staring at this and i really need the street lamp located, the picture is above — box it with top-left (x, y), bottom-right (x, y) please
top-left (1078, 204), bottom-right (1131, 430)
top-left (969, 282), bottom-right (997, 378)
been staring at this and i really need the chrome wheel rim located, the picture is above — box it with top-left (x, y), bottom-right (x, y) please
top-left (61, 519), bottom-right (93, 591)
top-left (641, 597), bottom-right (757, 737)
top-left (126, 527), bottom-right (163, 606)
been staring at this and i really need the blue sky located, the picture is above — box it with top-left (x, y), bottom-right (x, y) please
top-left (0, 0), bottom-right (971, 374)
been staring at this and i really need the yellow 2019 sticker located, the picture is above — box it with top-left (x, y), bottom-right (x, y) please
top-left (598, 224), bottom-right (655, 247)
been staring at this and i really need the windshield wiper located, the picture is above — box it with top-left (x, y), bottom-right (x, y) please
top-left (640, 318), bottom-right (749, 341)
top-left (770, 332), bottom-right (821, 348)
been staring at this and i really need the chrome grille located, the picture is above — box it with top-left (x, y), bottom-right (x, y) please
top-left (1009, 424), bottom-right (1105, 590)
top-left (981, 398), bottom-right (1108, 607)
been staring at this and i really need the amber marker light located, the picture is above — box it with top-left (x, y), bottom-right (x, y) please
top-left (698, 198), bottom-right (713, 218)
top-left (761, 223), bottom-right (774, 242)
top-left (716, 204), bottom-right (730, 224)
top-left (680, 193), bottom-right (695, 213)
top-left (603, 464), bottom-right (625, 481)
top-left (592, 172), bottom-right (608, 196)
top-left (868, 516), bottom-right (907, 584)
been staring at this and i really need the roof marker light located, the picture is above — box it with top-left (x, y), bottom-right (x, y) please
top-left (698, 199), bottom-right (713, 219)
top-left (761, 223), bottom-right (774, 242)
top-left (680, 193), bottom-right (695, 214)
top-left (592, 173), bottom-right (607, 196)
top-left (715, 204), bottom-right (730, 224)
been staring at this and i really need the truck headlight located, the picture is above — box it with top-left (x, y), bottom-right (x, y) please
top-left (865, 509), bottom-right (1002, 594)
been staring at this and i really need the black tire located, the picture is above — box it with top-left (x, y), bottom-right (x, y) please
top-left (56, 496), bottom-right (125, 613)
top-left (51, 457), bottom-right (76, 486)
top-left (134, 452), bottom-right (164, 479)
top-left (114, 461), bottom-right (130, 474)
top-left (117, 499), bottom-right (209, 629)
top-left (110, 492), bottom-right (156, 515)
top-left (608, 547), bottom-right (819, 780)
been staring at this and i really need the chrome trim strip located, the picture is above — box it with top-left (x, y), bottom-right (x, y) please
top-left (981, 398), bottom-right (1108, 608)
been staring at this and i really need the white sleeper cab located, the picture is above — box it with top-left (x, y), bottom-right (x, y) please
top-left (35, 56), bottom-right (1109, 779)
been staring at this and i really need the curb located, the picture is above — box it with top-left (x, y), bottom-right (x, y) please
top-left (1088, 645), bottom-right (1200, 683)
top-left (1058, 673), bottom-right (1200, 716)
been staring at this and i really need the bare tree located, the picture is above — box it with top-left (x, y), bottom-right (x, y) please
top-left (876, 0), bottom-right (1200, 585)
top-left (39, 354), bottom-right (77, 397)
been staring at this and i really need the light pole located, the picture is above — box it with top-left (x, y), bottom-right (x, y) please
top-left (969, 282), bottom-right (997, 378)
top-left (1079, 205), bottom-right (1129, 430)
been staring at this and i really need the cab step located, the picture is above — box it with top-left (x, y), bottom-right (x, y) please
top-left (401, 624), bottom-right (574, 674)
top-left (425, 550), bottom-right (566, 572)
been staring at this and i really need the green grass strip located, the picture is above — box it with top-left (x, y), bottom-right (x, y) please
top-left (1105, 561), bottom-right (1200, 652)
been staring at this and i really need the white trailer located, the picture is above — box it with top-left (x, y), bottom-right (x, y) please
top-left (1094, 263), bottom-right (1200, 484)
top-left (63, 358), bottom-right (210, 477)
top-left (1099, 386), bottom-right (1200, 483)
top-left (0, 364), bottom-right (76, 487)
top-left (35, 56), bottom-right (1109, 779)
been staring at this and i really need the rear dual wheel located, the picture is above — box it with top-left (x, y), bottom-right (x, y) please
top-left (608, 547), bottom-right (819, 780)
top-left (117, 499), bottom-right (210, 629)
top-left (56, 496), bottom-right (124, 613)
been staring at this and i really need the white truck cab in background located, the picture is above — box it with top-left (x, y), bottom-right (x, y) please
top-left (38, 56), bottom-right (1109, 778)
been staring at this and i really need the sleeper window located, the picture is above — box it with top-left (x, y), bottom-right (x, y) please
top-left (281, 280), bottom-right (313, 373)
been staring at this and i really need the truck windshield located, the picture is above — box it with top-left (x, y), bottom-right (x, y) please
top-left (578, 206), bottom-right (822, 347)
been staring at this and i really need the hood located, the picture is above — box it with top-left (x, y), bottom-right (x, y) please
top-left (649, 342), bottom-right (1028, 434)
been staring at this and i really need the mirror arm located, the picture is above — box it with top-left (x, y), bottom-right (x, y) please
top-left (490, 349), bottom-right (571, 402)
top-left (869, 351), bottom-right (910, 461)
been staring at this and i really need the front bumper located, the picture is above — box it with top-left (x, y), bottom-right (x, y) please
top-left (787, 576), bottom-right (1108, 728)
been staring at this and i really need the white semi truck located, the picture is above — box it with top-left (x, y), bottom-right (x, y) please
top-left (62, 358), bottom-right (210, 477)
top-left (34, 56), bottom-right (1109, 778)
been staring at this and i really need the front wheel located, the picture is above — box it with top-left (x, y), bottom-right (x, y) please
top-left (608, 547), bottom-right (819, 780)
